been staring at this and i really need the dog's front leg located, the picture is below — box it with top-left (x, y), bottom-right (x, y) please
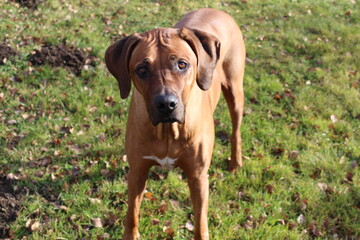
top-left (122, 164), bottom-right (151, 240)
top-left (186, 171), bottom-right (210, 240)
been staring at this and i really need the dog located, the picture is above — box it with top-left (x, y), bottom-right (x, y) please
top-left (105, 8), bottom-right (245, 240)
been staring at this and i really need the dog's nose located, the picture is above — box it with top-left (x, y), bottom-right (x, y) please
top-left (155, 94), bottom-right (178, 113)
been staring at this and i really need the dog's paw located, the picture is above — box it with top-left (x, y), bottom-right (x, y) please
top-left (227, 157), bottom-right (243, 172)
top-left (122, 232), bottom-right (140, 240)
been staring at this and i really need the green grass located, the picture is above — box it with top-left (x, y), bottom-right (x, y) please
top-left (1, 0), bottom-right (359, 239)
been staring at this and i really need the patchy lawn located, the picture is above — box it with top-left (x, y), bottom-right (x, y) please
top-left (0, 0), bottom-right (359, 239)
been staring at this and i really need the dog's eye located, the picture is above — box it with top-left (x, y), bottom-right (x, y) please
top-left (178, 61), bottom-right (188, 70)
top-left (136, 67), bottom-right (147, 77)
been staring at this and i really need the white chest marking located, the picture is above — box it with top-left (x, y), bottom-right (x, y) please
top-left (143, 156), bottom-right (178, 170)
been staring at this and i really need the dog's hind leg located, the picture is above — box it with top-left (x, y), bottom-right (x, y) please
top-left (221, 48), bottom-right (245, 172)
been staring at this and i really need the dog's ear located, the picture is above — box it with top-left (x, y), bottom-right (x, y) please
top-left (105, 34), bottom-right (141, 99)
top-left (180, 27), bottom-right (220, 91)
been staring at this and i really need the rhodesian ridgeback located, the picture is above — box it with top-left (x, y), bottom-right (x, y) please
top-left (105, 8), bottom-right (245, 240)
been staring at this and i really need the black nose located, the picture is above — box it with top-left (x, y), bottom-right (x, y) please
top-left (155, 94), bottom-right (178, 113)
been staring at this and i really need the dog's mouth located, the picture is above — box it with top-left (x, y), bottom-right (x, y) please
top-left (152, 116), bottom-right (184, 126)
top-left (149, 109), bottom-right (185, 126)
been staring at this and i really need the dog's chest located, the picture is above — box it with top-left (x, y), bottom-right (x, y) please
top-left (143, 155), bottom-right (178, 170)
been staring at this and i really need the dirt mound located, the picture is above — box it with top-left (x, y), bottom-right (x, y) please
top-left (29, 44), bottom-right (94, 75)
top-left (0, 44), bottom-right (18, 65)
top-left (0, 178), bottom-right (25, 239)
top-left (14, 0), bottom-right (43, 9)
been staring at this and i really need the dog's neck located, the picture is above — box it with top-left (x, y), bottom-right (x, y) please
top-left (155, 122), bottom-right (180, 140)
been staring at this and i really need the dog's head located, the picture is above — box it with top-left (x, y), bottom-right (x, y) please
top-left (105, 28), bottom-right (220, 126)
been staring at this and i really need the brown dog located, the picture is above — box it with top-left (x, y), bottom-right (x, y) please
top-left (105, 8), bottom-right (245, 240)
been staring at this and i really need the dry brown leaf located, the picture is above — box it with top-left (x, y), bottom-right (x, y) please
top-left (98, 133), bottom-right (106, 142)
top-left (30, 221), bottom-right (41, 232)
top-left (330, 114), bottom-right (338, 123)
top-left (107, 213), bottom-right (118, 226)
top-left (297, 214), bottom-right (306, 224)
top-left (169, 199), bottom-right (180, 210)
top-left (185, 220), bottom-right (195, 232)
top-left (92, 217), bottom-right (103, 228)
top-left (163, 226), bottom-right (174, 237)
top-left (144, 192), bottom-right (153, 199)
top-left (157, 201), bottom-right (169, 214)
top-left (89, 198), bottom-right (102, 204)
top-left (151, 218), bottom-right (160, 225)
top-left (265, 184), bottom-right (274, 194)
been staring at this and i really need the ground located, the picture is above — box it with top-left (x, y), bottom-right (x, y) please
top-left (0, 178), bottom-right (25, 238)
top-left (0, 0), bottom-right (359, 239)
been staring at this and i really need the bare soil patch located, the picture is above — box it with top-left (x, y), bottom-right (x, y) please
top-left (28, 44), bottom-right (95, 75)
top-left (0, 44), bottom-right (18, 65)
top-left (0, 178), bottom-right (25, 239)
top-left (13, 0), bottom-right (43, 9)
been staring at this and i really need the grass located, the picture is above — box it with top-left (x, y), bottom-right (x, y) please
top-left (1, 0), bottom-right (359, 239)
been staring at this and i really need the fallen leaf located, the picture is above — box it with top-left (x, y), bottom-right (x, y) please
top-left (241, 221), bottom-right (253, 230)
top-left (157, 201), bottom-right (169, 214)
top-left (265, 184), bottom-right (274, 194)
top-left (6, 173), bottom-right (18, 180)
top-left (299, 199), bottom-right (308, 211)
top-left (88, 106), bottom-right (97, 112)
top-left (271, 148), bottom-right (285, 156)
top-left (273, 93), bottom-right (282, 101)
top-left (350, 161), bottom-right (358, 169)
top-left (98, 133), bottom-right (106, 142)
top-left (25, 219), bottom-right (32, 229)
top-left (70, 214), bottom-right (77, 221)
top-left (288, 221), bottom-right (299, 230)
top-left (317, 183), bottom-right (329, 191)
top-left (30, 221), bottom-right (41, 232)
top-left (246, 215), bottom-right (254, 222)
top-left (297, 214), bottom-right (306, 224)
top-left (169, 199), bottom-right (180, 210)
top-left (151, 219), bottom-right (160, 225)
top-left (59, 205), bottom-right (69, 211)
top-left (308, 222), bottom-right (323, 237)
top-left (7, 119), bottom-right (17, 125)
top-left (163, 226), bottom-right (174, 237)
top-left (185, 220), bottom-right (195, 232)
top-left (330, 114), bottom-right (338, 123)
top-left (92, 217), bottom-right (103, 228)
top-left (345, 172), bottom-right (354, 183)
top-left (107, 213), bottom-right (118, 226)
top-left (288, 150), bottom-right (299, 160)
top-left (22, 113), bottom-right (30, 119)
top-left (89, 198), bottom-right (102, 204)
top-left (310, 168), bottom-right (322, 179)
top-left (26, 220), bottom-right (41, 232)
top-left (51, 173), bottom-right (57, 181)
top-left (278, 219), bottom-right (286, 225)
top-left (100, 169), bottom-right (110, 177)
top-left (144, 191), bottom-right (153, 199)
top-left (97, 233), bottom-right (110, 239)
top-left (292, 192), bottom-right (301, 202)
top-left (35, 171), bottom-right (45, 178)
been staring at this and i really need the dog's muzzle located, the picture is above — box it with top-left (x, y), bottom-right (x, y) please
top-left (155, 93), bottom-right (178, 114)
top-left (149, 93), bottom-right (184, 125)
